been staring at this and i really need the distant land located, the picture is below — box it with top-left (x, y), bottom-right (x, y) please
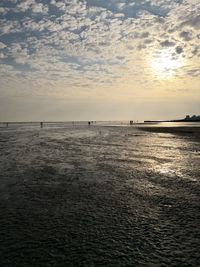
top-left (144, 115), bottom-right (200, 123)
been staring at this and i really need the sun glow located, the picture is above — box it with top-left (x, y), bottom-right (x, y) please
top-left (150, 49), bottom-right (184, 79)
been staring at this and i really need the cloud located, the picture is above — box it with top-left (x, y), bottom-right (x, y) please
top-left (181, 14), bottom-right (200, 29)
top-left (0, 19), bottom-right (21, 35)
top-left (0, 42), bottom-right (6, 49)
top-left (0, 7), bottom-right (9, 15)
top-left (180, 31), bottom-right (193, 41)
top-left (31, 3), bottom-right (49, 14)
top-left (15, 0), bottom-right (48, 14)
top-left (160, 40), bottom-right (176, 47)
top-left (16, 0), bottom-right (36, 12)
top-left (0, 0), bottom-right (199, 95)
top-left (175, 46), bottom-right (183, 54)
top-left (187, 68), bottom-right (200, 77)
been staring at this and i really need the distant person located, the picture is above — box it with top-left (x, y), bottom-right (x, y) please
top-left (40, 122), bottom-right (43, 128)
top-left (88, 121), bottom-right (91, 126)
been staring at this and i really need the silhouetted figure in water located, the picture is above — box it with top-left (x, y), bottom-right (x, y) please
top-left (6, 122), bottom-right (8, 127)
top-left (88, 121), bottom-right (91, 126)
top-left (130, 120), bottom-right (133, 125)
top-left (40, 122), bottom-right (43, 128)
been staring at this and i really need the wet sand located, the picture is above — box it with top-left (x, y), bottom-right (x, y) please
top-left (138, 126), bottom-right (200, 137)
top-left (0, 125), bottom-right (199, 266)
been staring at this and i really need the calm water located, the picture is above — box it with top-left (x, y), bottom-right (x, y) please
top-left (1, 121), bottom-right (200, 129)
top-left (0, 125), bottom-right (199, 266)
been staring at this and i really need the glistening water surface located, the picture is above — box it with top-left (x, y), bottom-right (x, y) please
top-left (0, 125), bottom-right (199, 266)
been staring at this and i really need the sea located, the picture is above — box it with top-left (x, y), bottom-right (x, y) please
top-left (0, 121), bottom-right (199, 266)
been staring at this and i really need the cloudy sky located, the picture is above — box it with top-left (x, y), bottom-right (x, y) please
top-left (0, 0), bottom-right (199, 121)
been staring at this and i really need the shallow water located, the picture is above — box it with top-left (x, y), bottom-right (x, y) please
top-left (0, 125), bottom-right (199, 266)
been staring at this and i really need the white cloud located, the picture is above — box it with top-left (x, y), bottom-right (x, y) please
top-left (0, 0), bottom-right (199, 96)
top-left (15, 0), bottom-right (48, 14)
top-left (16, 0), bottom-right (35, 12)
top-left (0, 19), bottom-right (21, 34)
top-left (31, 3), bottom-right (49, 14)
top-left (0, 42), bottom-right (6, 49)
top-left (0, 7), bottom-right (9, 14)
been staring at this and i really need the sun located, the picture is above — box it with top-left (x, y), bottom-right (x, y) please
top-left (150, 48), bottom-right (184, 79)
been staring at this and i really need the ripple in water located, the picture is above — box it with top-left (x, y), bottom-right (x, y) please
top-left (0, 125), bottom-right (199, 266)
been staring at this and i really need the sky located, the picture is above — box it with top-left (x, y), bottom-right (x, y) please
top-left (0, 0), bottom-right (199, 121)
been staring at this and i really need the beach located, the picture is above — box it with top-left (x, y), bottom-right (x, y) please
top-left (0, 124), bottom-right (199, 266)
top-left (138, 125), bottom-right (200, 137)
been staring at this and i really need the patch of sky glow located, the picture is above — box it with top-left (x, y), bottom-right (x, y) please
top-left (150, 48), bottom-right (185, 79)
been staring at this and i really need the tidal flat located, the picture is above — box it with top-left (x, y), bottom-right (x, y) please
top-left (0, 124), bottom-right (199, 266)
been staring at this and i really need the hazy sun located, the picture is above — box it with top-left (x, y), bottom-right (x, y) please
top-left (150, 48), bottom-right (184, 78)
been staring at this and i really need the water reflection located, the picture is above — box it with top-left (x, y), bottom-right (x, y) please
top-left (0, 124), bottom-right (199, 266)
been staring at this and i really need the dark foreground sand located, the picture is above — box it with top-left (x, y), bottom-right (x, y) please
top-left (138, 126), bottom-right (200, 137)
top-left (0, 125), bottom-right (199, 266)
